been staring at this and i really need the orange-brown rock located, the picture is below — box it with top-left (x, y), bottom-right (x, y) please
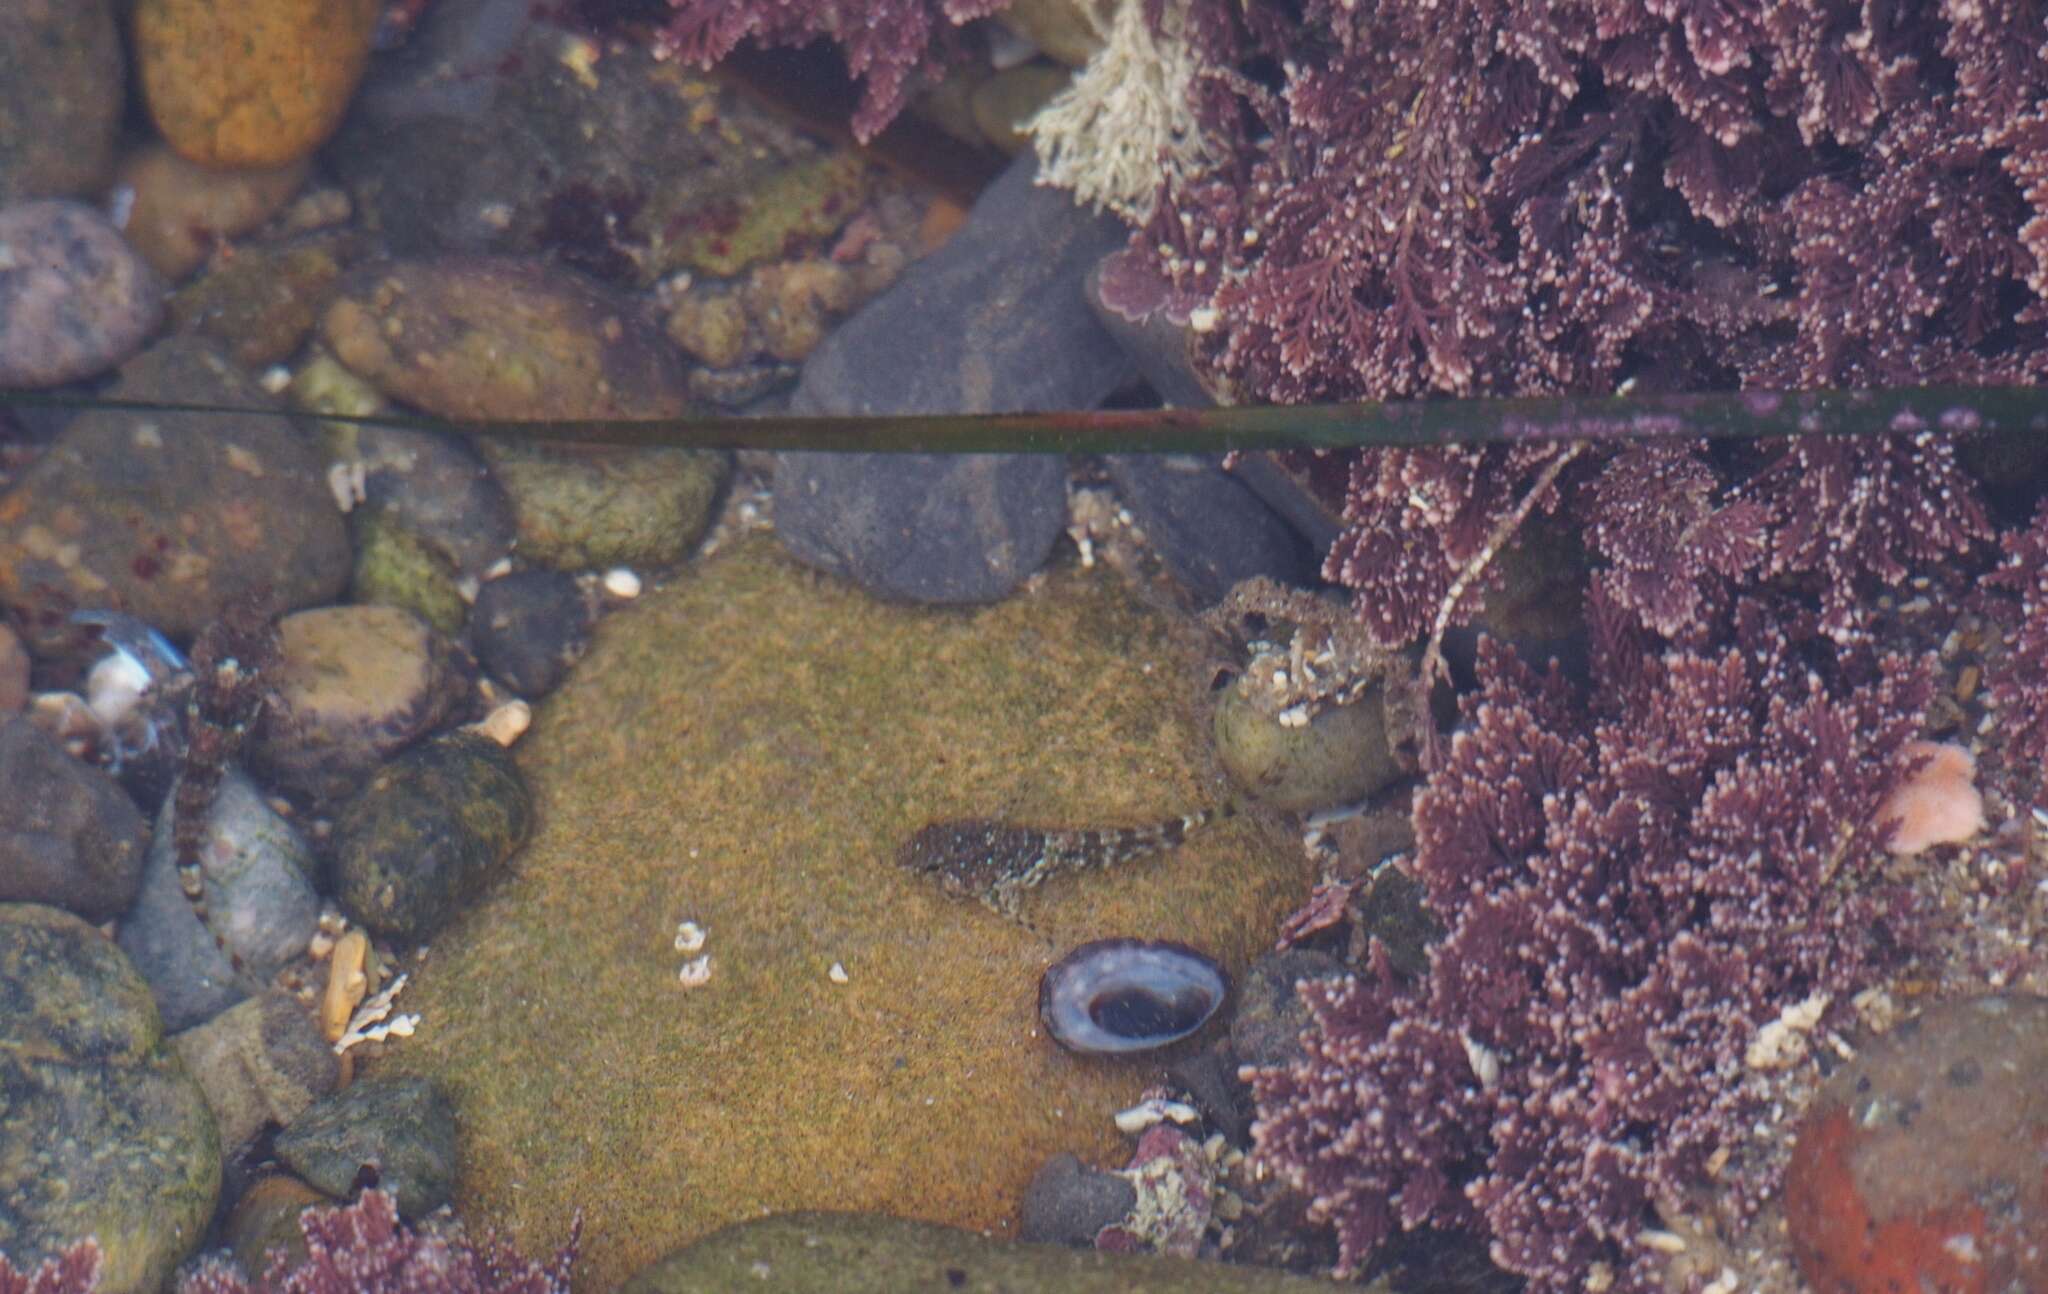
top-left (133, 0), bottom-right (380, 168)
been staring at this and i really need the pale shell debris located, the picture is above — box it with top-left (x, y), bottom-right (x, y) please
top-left (1113, 1097), bottom-right (1200, 1135)
top-left (603, 567), bottom-right (643, 599)
top-left (678, 954), bottom-right (713, 988)
top-left (827, 961), bottom-right (850, 984)
top-left (674, 920), bottom-right (707, 954)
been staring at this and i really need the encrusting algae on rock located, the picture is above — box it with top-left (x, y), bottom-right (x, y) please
top-left (364, 535), bottom-right (1306, 1289)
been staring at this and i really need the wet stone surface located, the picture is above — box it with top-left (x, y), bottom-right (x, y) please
top-left (273, 1074), bottom-right (458, 1220)
top-left (470, 569), bottom-right (594, 699)
top-left (0, 0), bottom-right (124, 205)
top-left (0, 903), bottom-right (220, 1294)
top-left (0, 200), bottom-right (165, 388)
top-left (249, 604), bottom-right (472, 807)
top-left (118, 770), bottom-right (321, 1031)
top-left (1784, 993), bottom-right (2048, 1294)
top-left (0, 336), bottom-right (349, 651)
top-left (330, 728), bottom-right (533, 944)
top-left (0, 715), bottom-right (149, 921)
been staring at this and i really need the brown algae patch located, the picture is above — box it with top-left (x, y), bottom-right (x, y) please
top-left (368, 537), bottom-right (1306, 1289)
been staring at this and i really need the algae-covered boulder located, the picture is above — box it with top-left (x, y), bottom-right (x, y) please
top-left (322, 257), bottom-right (690, 424)
top-left (0, 904), bottom-right (220, 1294)
top-left (371, 537), bottom-right (1308, 1289)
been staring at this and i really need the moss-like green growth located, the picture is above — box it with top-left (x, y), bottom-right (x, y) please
top-left (370, 537), bottom-right (1307, 1290)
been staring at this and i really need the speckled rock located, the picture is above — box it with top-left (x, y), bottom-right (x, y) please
top-left (0, 903), bottom-right (220, 1294)
top-left (620, 1213), bottom-right (1340, 1293)
top-left (114, 144), bottom-right (311, 282)
top-left (479, 442), bottom-right (729, 572)
top-left (350, 510), bottom-right (470, 636)
top-left (118, 770), bottom-right (322, 1031)
top-left (1102, 456), bottom-right (1317, 607)
top-left (1020, 1153), bottom-right (1138, 1246)
top-left (743, 260), bottom-right (857, 364)
top-left (0, 201), bottom-right (165, 388)
top-left (0, 337), bottom-right (350, 653)
top-left (133, 0), bottom-right (381, 168)
top-left (171, 989), bottom-right (339, 1156)
top-left (274, 1075), bottom-right (459, 1219)
top-left (1785, 994), bottom-right (2048, 1294)
top-left (0, 717), bottom-right (149, 920)
top-left (470, 570), bottom-right (594, 698)
top-left (0, 0), bottom-right (124, 204)
top-left (1213, 675), bottom-right (1405, 812)
top-left (773, 454), bottom-right (1069, 605)
top-left (322, 257), bottom-right (690, 424)
top-left (168, 229), bottom-right (359, 364)
top-left (248, 604), bottom-right (472, 806)
top-left (330, 729), bottom-right (533, 944)
top-left (367, 537), bottom-right (1307, 1289)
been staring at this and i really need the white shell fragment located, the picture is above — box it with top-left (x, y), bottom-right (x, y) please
top-left (827, 961), bottom-right (850, 984)
top-left (1113, 1097), bottom-right (1200, 1134)
top-left (1745, 991), bottom-right (1831, 1070)
top-left (603, 566), bottom-right (643, 599)
top-left (470, 699), bottom-right (532, 748)
top-left (674, 920), bottom-right (707, 954)
top-left (678, 954), bottom-right (713, 988)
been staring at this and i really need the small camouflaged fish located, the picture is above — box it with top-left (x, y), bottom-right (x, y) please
top-left (897, 806), bottom-right (1232, 919)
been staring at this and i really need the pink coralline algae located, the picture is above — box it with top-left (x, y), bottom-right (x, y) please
top-left (1146, 0), bottom-right (2048, 404)
top-left (0, 1241), bottom-right (101, 1294)
top-left (1324, 428), bottom-right (1995, 656)
top-left (1985, 498), bottom-right (2048, 798)
top-left (175, 1189), bottom-right (579, 1294)
top-left (1247, 614), bottom-right (1936, 1292)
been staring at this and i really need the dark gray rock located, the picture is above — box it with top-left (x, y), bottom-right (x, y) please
top-left (119, 770), bottom-right (322, 1031)
top-left (331, 729), bottom-right (533, 944)
top-left (1228, 949), bottom-right (1348, 1070)
top-left (0, 903), bottom-right (220, 1294)
top-left (773, 153), bottom-right (1133, 606)
top-left (1019, 1152), bottom-right (1137, 1247)
top-left (471, 569), bottom-right (593, 697)
top-left (790, 153), bottom-right (1134, 418)
top-left (0, 717), bottom-right (148, 920)
top-left (1102, 455), bottom-right (1316, 605)
top-left (273, 1075), bottom-right (458, 1220)
top-left (773, 454), bottom-right (1069, 604)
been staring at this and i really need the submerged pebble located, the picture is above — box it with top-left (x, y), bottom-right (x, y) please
top-left (0, 200), bottom-right (164, 387)
top-left (0, 716), bottom-right (149, 920)
top-left (273, 1074), bottom-right (458, 1220)
top-left (0, 903), bottom-right (220, 1294)
top-left (118, 769), bottom-right (321, 1031)
top-left (1039, 938), bottom-right (1229, 1055)
top-left (330, 728), bottom-right (533, 943)
top-left (249, 604), bottom-right (472, 806)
